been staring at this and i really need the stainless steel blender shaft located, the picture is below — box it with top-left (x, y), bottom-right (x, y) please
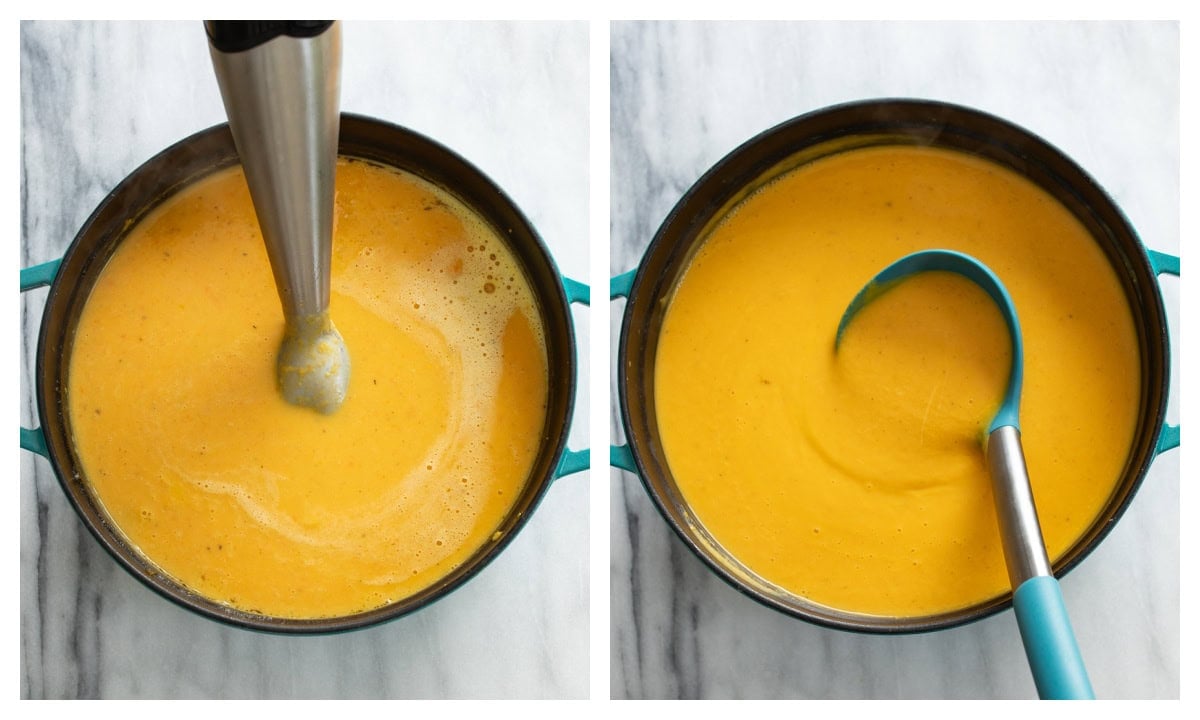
top-left (206, 20), bottom-right (342, 319)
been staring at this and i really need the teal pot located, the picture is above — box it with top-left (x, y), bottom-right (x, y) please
top-left (21, 113), bottom-right (588, 634)
top-left (613, 98), bottom-right (1178, 633)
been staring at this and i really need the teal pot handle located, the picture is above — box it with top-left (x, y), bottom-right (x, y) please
top-left (610, 269), bottom-right (635, 301)
top-left (609, 270), bottom-right (638, 472)
top-left (19, 258), bottom-right (61, 458)
top-left (1148, 249), bottom-right (1179, 455)
top-left (554, 274), bottom-right (590, 479)
top-left (1013, 575), bottom-right (1095, 699)
top-left (555, 448), bottom-right (590, 478)
top-left (21, 258), bottom-right (61, 290)
top-left (562, 276), bottom-right (590, 306)
top-left (610, 444), bottom-right (637, 473)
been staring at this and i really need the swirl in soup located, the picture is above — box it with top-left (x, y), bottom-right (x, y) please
top-left (68, 159), bottom-right (549, 619)
top-left (654, 145), bottom-right (1140, 617)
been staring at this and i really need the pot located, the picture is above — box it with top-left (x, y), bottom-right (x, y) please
top-left (613, 99), bottom-right (1178, 633)
top-left (20, 113), bottom-right (587, 634)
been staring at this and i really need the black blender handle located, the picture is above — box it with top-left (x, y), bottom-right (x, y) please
top-left (205, 21), bottom-right (334, 53)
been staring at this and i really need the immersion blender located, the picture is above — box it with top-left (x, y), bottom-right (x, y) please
top-left (206, 20), bottom-right (350, 413)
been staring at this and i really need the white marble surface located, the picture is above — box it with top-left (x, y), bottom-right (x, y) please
top-left (609, 21), bottom-right (1180, 699)
top-left (19, 20), bottom-right (589, 699)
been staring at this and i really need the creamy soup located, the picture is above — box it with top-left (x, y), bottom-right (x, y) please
top-left (654, 144), bottom-right (1140, 617)
top-left (68, 159), bottom-right (549, 619)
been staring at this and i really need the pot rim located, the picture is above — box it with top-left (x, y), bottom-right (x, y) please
top-left (617, 97), bottom-right (1173, 634)
top-left (32, 112), bottom-right (578, 634)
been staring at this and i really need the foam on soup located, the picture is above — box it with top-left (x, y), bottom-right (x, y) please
top-left (67, 159), bottom-right (549, 619)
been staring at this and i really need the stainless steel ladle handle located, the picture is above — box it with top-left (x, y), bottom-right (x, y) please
top-left (206, 20), bottom-right (342, 320)
top-left (986, 425), bottom-right (1053, 587)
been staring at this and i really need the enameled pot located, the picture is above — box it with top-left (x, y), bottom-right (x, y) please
top-left (20, 113), bottom-right (587, 634)
top-left (613, 98), bottom-right (1178, 634)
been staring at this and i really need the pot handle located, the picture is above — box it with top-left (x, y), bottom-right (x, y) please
top-left (1148, 249), bottom-right (1179, 455)
top-left (608, 270), bottom-right (639, 473)
top-left (610, 444), bottom-right (637, 473)
top-left (19, 259), bottom-right (62, 458)
top-left (554, 275), bottom-right (590, 479)
top-left (556, 448), bottom-right (590, 478)
top-left (610, 269), bottom-right (636, 300)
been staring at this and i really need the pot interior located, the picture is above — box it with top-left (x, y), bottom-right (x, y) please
top-left (620, 100), bottom-right (1169, 632)
top-left (36, 114), bottom-right (576, 633)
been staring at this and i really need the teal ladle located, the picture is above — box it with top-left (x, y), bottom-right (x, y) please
top-left (836, 248), bottom-right (1095, 700)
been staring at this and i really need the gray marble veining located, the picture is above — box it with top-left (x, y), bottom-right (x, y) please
top-left (20, 20), bottom-right (589, 700)
top-left (609, 20), bottom-right (1179, 700)
top-left (17, 17), bottom-right (1184, 703)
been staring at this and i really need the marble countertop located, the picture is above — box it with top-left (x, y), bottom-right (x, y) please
top-left (609, 21), bottom-right (1180, 700)
top-left (19, 20), bottom-right (589, 699)
top-left (17, 18), bottom-right (1185, 703)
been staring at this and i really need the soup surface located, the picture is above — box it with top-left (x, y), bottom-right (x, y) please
top-left (68, 159), bottom-right (549, 619)
top-left (654, 144), bottom-right (1140, 617)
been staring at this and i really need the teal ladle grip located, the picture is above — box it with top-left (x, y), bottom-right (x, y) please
top-left (1013, 575), bottom-right (1095, 699)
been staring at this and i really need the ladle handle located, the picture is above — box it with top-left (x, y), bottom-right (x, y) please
top-left (988, 425), bottom-right (1094, 699)
top-left (988, 426), bottom-right (1051, 585)
top-left (1013, 575), bottom-right (1095, 700)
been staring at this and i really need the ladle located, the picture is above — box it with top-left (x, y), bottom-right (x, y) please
top-left (837, 248), bottom-right (1094, 700)
top-left (206, 20), bottom-right (350, 414)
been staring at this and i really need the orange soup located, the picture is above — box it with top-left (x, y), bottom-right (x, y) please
top-left (67, 159), bottom-right (549, 619)
top-left (654, 145), bottom-right (1140, 617)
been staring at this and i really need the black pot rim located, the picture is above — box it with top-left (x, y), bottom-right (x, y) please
top-left (617, 97), bottom-right (1173, 634)
top-left (32, 112), bottom-right (578, 635)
